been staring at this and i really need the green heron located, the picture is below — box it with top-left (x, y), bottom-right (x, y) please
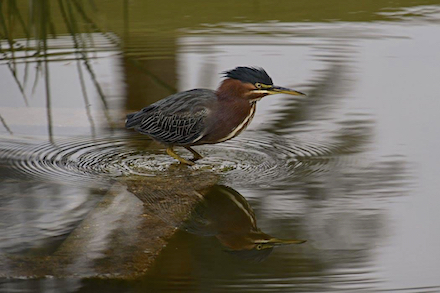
top-left (126, 66), bottom-right (305, 165)
top-left (185, 185), bottom-right (306, 262)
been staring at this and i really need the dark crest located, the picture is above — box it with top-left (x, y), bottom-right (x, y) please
top-left (223, 67), bottom-right (273, 85)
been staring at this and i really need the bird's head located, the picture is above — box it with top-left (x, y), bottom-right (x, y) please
top-left (220, 66), bottom-right (305, 102)
top-left (221, 231), bottom-right (306, 262)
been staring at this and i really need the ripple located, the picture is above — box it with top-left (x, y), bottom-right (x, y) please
top-left (0, 132), bottom-right (338, 186)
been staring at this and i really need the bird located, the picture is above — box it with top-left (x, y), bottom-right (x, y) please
top-left (184, 185), bottom-right (306, 262)
top-left (125, 66), bottom-right (305, 165)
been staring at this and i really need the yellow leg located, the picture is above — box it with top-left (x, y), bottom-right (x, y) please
top-left (184, 146), bottom-right (203, 161)
top-left (166, 147), bottom-right (195, 166)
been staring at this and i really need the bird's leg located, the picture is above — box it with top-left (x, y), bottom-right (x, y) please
top-left (166, 147), bottom-right (195, 166)
top-left (184, 146), bottom-right (203, 161)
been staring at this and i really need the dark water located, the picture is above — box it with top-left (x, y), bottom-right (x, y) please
top-left (1, 1), bottom-right (440, 292)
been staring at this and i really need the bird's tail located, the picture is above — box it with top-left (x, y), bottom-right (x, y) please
top-left (125, 112), bottom-right (142, 128)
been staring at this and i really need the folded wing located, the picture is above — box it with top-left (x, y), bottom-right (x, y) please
top-left (125, 89), bottom-right (217, 145)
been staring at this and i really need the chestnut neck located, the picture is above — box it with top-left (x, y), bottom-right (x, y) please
top-left (216, 79), bottom-right (250, 101)
top-left (217, 78), bottom-right (268, 102)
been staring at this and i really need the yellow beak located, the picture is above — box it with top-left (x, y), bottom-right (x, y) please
top-left (254, 238), bottom-right (307, 246)
top-left (253, 85), bottom-right (306, 96)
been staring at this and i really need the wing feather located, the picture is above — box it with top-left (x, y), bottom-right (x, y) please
top-left (125, 89), bottom-right (216, 145)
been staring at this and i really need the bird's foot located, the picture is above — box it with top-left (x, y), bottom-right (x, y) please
top-left (167, 147), bottom-right (195, 166)
top-left (190, 155), bottom-right (203, 163)
top-left (184, 146), bottom-right (203, 162)
top-left (180, 158), bottom-right (196, 166)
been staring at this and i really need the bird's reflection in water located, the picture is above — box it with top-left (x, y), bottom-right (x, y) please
top-left (184, 185), bottom-right (305, 262)
top-left (132, 180), bottom-right (305, 262)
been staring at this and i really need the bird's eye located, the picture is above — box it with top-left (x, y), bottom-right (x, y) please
top-left (255, 83), bottom-right (262, 89)
top-left (256, 244), bottom-right (263, 250)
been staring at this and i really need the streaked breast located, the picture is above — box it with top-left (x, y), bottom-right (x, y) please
top-left (216, 102), bottom-right (256, 143)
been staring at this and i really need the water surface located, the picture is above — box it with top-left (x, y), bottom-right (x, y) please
top-left (1, 1), bottom-right (440, 292)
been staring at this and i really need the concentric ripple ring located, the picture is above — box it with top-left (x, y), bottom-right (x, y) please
top-left (0, 132), bottom-right (337, 186)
